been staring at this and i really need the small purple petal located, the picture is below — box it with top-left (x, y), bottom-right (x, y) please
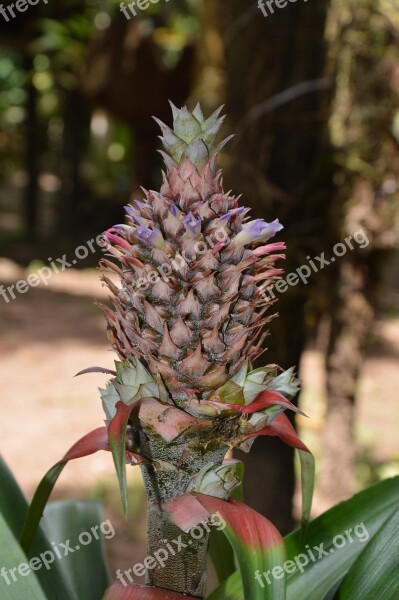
top-left (132, 215), bottom-right (147, 226)
top-left (233, 219), bottom-right (284, 246)
top-left (183, 212), bottom-right (202, 236)
top-left (112, 224), bottom-right (132, 232)
top-left (124, 205), bottom-right (138, 219)
top-left (136, 225), bottom-right (165, 248)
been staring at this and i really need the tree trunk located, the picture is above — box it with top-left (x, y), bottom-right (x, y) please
top-left (320, 0), bottom-right (399, 504)
top-left (215, 0), bottom-right (333, 532)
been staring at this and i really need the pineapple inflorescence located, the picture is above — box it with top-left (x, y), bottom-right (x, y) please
top-left (100, 103), bottom-right (289, 420)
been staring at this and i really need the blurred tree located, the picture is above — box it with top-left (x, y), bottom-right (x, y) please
top-left (204, 0), bottom-right (399, 532)
top-left (81, 16), bottom-right (196, 191)
top-left (320, 0), bottom-right (399, 504)
top-left (211, 0), bottom-right (334, 533)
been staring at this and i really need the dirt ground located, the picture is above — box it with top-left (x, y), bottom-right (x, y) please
top-left (0, 256), bottom-right (398, 577)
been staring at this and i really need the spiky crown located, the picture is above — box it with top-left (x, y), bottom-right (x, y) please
top-left (100, 103), bottom-right (285, 411)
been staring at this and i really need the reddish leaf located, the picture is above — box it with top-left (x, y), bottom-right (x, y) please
top-left (105, 232), bottom-right (132, 251)
top-left (244, 413), bottom-right (315, 530)
top-left (194, 494), bottom-right (286, 600)
top-left (245, 412), bottom-right (308, 451)
top-left (108, 401), bottom-right (146, 515)
top-left (20, 428), bottom-right (142, 554)
top-left (103, 582), bottom-right (196, 600)
top-left (225, 389), bottom-right (306, 416)
top-left (194, 494), bottom-right (282, 550)
top-left (162, 493), bottom-right (210, 532)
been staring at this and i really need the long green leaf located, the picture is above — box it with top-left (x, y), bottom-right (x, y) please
top-left (209, 528), bottom-right (236, 585)
top-left (108, 401), bottom-right (145, 516)
top-left (42, 500), bottom-right (110, 600)
top-left (209, 477), bottom-right (399, 600)
top-left (0, 512), bottom-right (47, 600)
top-left (284, 476), bottom-right (399, 600)
top-left (338, 507), bottom-right (399, 600)
top-left (0, 456), bottom-right (76, 600)
top-left (0, 456), bottom-right (29, 537)
top-left (196, 494), bottom-right (286, 600)
top-left (20, 428), bottom-right (109, 554)
top-left (207, 571), bottom-right (242, 600)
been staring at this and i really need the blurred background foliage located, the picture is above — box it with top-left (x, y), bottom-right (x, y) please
top-left (0, 0), bottom-right (398, 549)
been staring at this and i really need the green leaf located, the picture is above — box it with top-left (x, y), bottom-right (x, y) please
top-left (0, 456), bottom-right (30, 537)
top-left (108, 402), bottom-right (145, 516)
top-left (297, 449), bottom-right (315, 532)
top-left (196, 495), bottom-right (286, 600)
top-left (209, 528), bottom-right (236, 585)
top-left (42, 501), bottom-right (110, 600)
top-left (285, 477), bottom-right (399, 600)
top-left (0, 456), bottom-right (76, 600)
top-left (338, 507), bottom-right (399, 600)
top-left (210, 477), bottom-right (399, 600)
top-left (207, 571), bottom-right (242, 600)
top-left (20, 428), bottom-right (109, 554)
top-left (0, 512), bottom-right (47, 600)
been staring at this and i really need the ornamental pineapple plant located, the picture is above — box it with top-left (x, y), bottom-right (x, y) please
top-left (97, 103), bottom-right (312, 598)
top-left (20, 103), bottom-right (314, 600)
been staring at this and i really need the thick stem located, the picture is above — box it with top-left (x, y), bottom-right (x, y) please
top-left (145, 502), bottom-right (209, 598)
top-left (139, 432), bottom-right (227, 598)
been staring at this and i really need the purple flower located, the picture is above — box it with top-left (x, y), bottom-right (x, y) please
top-left (112, 224), bottom-right (132, 232)
top-left (136, 225), bottom-right (165, 248)
top-left (183, 212), bottom-right (202, 236)
top-left (124, 205), bottom-right (138, 219)
top-left (233, 219), bottom-right (283, 246)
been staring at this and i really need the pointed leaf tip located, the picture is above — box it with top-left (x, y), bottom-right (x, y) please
top-left (75, 366), bottom-right (117, 377)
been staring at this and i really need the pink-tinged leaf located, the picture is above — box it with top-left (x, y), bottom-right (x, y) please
top-left (20, 428), bottom-right (143, 554)
top-left (105, 232), bottom-right (132, 251)
top-left (103, 582), bottom-right (196, 600)
top-left (194, 494), bottom-right (286, 600)
top-left (225, 389), bottom-right (306, 416)
top-left (162, 493), bottom-right (210, 532)
top-left (246, 412), bottom-right (308, 450)
top-left (253, 242), bottom-right (286, 256)
top-left (253, 268), bottom-right (285, 281)
top-left (244, 413), bottom-right (315, 530)
top-left (108, 401), bottom-right (146, 516)
top-left (75, 366), bottom-right (117, 377)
